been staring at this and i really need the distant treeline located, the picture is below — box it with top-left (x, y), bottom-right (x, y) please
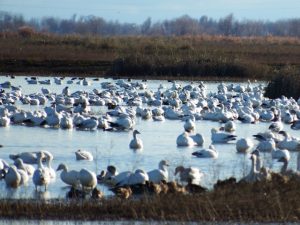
top-left (0, 11), bottom-right (300, 37)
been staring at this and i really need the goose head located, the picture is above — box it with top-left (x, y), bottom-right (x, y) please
top-left (278, 130), bottom-right (288, 138)
top-left (251, 149), bottom-right (260, 157)
top-left (133, 130), bottom-right (141, 135)
top-left (211, 128), bottom-right (218, 134)
top-left (278, 156), bottom-right (289, 163)
top-left (56, 163), bottom-right (67, 172)
top-left (14, 158), bottom-right (26, 170)
top-left (107, 165), bottom-right (117, 175)
top-left (175, 166), bottom-right (185, 175)
top-left (159, 160), bottom-right (170, 168)
top-left (36, 151), bottom-right (45, 160)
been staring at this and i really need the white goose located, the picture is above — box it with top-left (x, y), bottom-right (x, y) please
top-left (211, 128), bottom-right (237, 143)
top-left (44, 152), bottom-right (56, 180)
top-left (251, 149), bottom-right (263, 172)
top-left (277, 131), bottom-right (300, 151)
top-left (291, 120), bottom-right (300, 130)
top-left (14, 158), bottom-right (35, 176)
top-left (240, 154), bottom-right (262, 183)
top-left (175, 166), bottom-right (204, 185)
top-left (117, 169), bottom-right (149, 186)
top-left (33, 152), bottom-right (51, 191)
top-left (147, 160), bottom-right (169, 184)
top-left (129, 130), bottom-right (143, 149)
top-left (9, 152), bottom-right (39, 164)
top-left (75, 149), bottom-right (94, 161)
top-left (277, 154), bottom-right (300, 178)
top-left (192, 145), bottom-right (218, 158)
top-left (271, 148), bottom-right (290, 161)
top-left (4, 165), bottom-right (22, 188)
top-left (97, 165), bottom-right (118, 183)
top-left (190, 133), bottom-right (205, 146)
top-left (176, 132), bottom-right (195, 147)
top-left (110, 170), bottom-right (132, 185)
top-left (223, 120), bottom-right (236, 132)
top-left (256, 138), bottom-right (276, 152)
top-left (79, 168), bottom-right (97, 190)
top-left (236, 138), bottom-right (254, 153)
top-left (183, 116), bottom-right (195, 132)
top-left (56, 163), bottom-right (80, 187)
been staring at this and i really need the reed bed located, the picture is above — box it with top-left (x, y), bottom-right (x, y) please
top-left (0, 176), bottom-right (299, 222)
top-left (1, 32), bottom-right (300, 80)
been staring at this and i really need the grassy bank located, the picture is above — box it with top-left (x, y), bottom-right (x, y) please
top-left (0, 175), bottom-right (299, 222)
top-left (1, 32), bottom-right (300, 80)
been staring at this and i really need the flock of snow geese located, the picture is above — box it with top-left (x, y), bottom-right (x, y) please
top-left (0, 76), bottom-right (300, 199)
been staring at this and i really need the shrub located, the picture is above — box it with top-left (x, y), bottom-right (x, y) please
top-left (264, 67), bottom-right (300, 99)
top-left (17, 26), bottom-right (36, 38)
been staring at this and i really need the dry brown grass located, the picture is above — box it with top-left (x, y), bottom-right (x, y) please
top-left (0, 175), bottom-right (300, 222)
top-left (0, 32), bottom-right (300, 79)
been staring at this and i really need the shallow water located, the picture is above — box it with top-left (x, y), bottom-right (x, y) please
top-left (0, 75), bottom-right (298, 199)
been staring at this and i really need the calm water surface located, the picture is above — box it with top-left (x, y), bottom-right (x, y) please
top-left (0, 76), bottom-right (298, 199)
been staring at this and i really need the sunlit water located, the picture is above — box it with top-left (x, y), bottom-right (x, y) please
top-left (0, 75), bottom-right (298, 200)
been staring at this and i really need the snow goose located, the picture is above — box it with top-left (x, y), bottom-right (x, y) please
top-left (97, 165), bottom-right (118, 183)
top-left (44, 152), bottom-right (56, 180)
top-left (109, 170), bottom-right (132, 185)
top-left (129, 130), bottom-right (143, 150)
top-left (33, 152), bottom-right (51, 191)
top-left (175, 166), bottom-right (204, 185)
top-left (79, 168), bottom-right (97, 191)
top-left (14, 158), bottom-right (34, 176)
top-left (277, 131), bottom-right (300, 151)
top-left (147, 160), bottom-right (169, 184)
top-left (192, 145), bottom-right (218, 158)
top-left (176, 132), bottom-right (195, 147)
top-left (9, 152), bottom-right (39, 164)
top-left (4, 165), bottom-right (22, 188)
top-left (291, 120), bottom-right (300, 130)
top-left (183, 115), bottom-right (195, 132)
top-left (236, 138), bottom-right (253, 153)
top-left (17, 166), bottom-right (29, 185)
top-left (108, 114), bottom-right (134, 130)
top-left (60, 114), bottom-right (73, 129)
top-left (75, 149), bottom-right (93, 161)
top-left (116, 169), bottom-right (149, 186)
top-left (253, 131), bottom-right (277, 142)
top-left (277, 156), bottom-right (290, 174)
top-left (240, 154), bottom-right (261, 183)
top-left (268, 118), bottom-right (283, 133)
top-left (0, 116), bottom-right (10, 127)
top-left (251, 149), bottom-right (263, 172)
top-left (272, 148), bottom-right (290, 162)
top-left (223, 120), bottom-right (236, 132)
top-left (62, 86), bottom-right (70, 96)
top-left (211, 128), bottom-right (237, 143)
top-left (10, 111), bottom-right (27, 124)
top-left (190, 133), bottom-right (204, 146)
top-left (56, 163), bottom-right (80, 187)
top-left (0, 159), bottom-right (9, 173)
top-left (77, 117), bottom-right (99, 130)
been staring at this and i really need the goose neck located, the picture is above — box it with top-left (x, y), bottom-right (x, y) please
top-left (251, 156), bottom-right (257, 174)
top-left (281, 159), bottom-right (288, 173)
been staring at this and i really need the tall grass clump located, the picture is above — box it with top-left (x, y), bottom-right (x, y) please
top-left (264, 66), bottom-right (300, 99)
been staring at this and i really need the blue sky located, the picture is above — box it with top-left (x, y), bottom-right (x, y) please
top-left (1, 0), bottom-right (300, 23)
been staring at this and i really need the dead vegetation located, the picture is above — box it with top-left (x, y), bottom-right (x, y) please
top-left (0, 174), bottom-right (300, 222)
top-left (0, 32), bottom-right (299, 80)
